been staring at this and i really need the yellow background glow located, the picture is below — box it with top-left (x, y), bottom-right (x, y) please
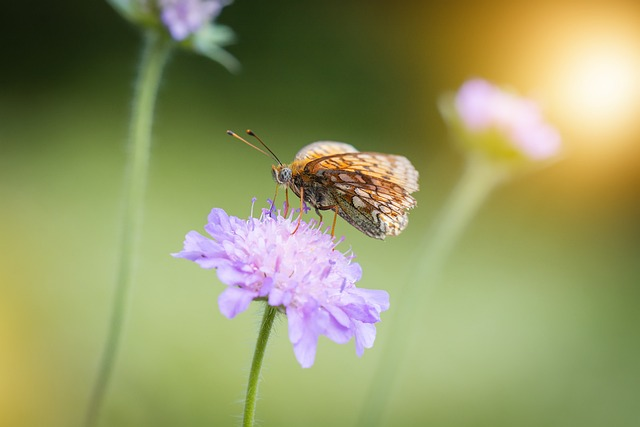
top-left (543, 9), bottom-right (640, 145)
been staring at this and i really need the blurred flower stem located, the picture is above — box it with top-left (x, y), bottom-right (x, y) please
top-left (243, 304), bottom-right (279, 427)
top-left (415, 154), bottom-right (507, 283)
top-left (358, 77), bottom-right (560, 426)
top-left (357, 154), bottom-right (507, 427)
top-left (84, 31), bottom-right (171, 427)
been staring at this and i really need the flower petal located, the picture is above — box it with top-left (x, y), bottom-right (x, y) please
top-left (339, 289), bottom-right (390, 323)
top-left (216, 263), bottom-right (254, 287)
top-left (171, 230), bottom-right (223, 269)
top-left (353, 321), bottom-right (377, 357)
top-left (218, 286), bottom-right (256, 318)
top-left (287, 307), bottom-right (322, 368)
top-left (324, 306), bottom-right (353, 344)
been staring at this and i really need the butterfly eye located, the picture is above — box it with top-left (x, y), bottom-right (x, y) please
top-left (278, 168), bottom-right (292, 183)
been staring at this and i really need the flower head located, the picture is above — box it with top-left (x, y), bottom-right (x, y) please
top-left (440, 78), bottom-right (561, 165)
top-left (107, 0), bottom-right (239, 71)
top-left (159, 0), bottom-right (229, 41)
top-left (173, 202), bottom-right (390, 368)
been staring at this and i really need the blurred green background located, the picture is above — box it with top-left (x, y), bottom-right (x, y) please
top-left (2, 1), bottom-right (640, 426)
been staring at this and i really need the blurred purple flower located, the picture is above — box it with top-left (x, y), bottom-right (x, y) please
top-left (454, 78), bottom-right (561, 160)
top-left (172, 202), bottom-right (390, 368)
top-left (159, 0), bottom-right (230, 41)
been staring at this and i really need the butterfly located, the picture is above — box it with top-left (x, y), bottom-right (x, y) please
top-left (228, 130), bottom-right (419, 240)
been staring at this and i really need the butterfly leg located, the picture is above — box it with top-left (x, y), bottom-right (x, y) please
top-left (291, 186), bottom-right (303, 235)
top-left (330, 205), bottom-right (339, 237)
top-left (311, 205), bottom-right (338, 236)
top-left (284, 187), bottom-right (290, 217)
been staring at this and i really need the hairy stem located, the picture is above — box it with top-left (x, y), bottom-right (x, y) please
top-left (243, 304), bottom-right (278, 427)
top-left (83, 31), bottom-right (171, 427)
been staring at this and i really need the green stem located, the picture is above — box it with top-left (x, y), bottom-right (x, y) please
top-left (243, 304), bottom-right (278, 427)
top-left (414, 154), bottom-right (508, 286)
top-left (83, 31), bottom-right (171, 427)
top-left (356, 154), bottom-right (508, 427)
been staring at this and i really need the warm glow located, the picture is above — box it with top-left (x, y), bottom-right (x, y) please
top-left (545, 24), bottom-right (640, 145)
top-left (571, 49), bottom-right (636, 115)
top-left (560, 42), bottom-right (639, 127)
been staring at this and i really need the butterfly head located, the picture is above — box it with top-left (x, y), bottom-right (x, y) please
top-left (272, 164), bottom-right (293, 185)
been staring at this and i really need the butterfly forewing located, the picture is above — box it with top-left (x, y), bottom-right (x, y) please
top-left (305, 152), bottom-right (419, 194)
top-left (294, 141), bottom-right (358, 161)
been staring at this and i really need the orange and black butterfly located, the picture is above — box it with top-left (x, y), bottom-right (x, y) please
top-left (228, 130), bottom-right (419, 240)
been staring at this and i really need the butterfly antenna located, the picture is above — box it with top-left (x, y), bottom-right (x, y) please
top-left (246, 129), bottom-right (283, 165)
top-left (226, 130), bottom-right (279, 163)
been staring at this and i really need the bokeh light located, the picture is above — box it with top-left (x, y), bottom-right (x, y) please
top-left (543, 9), bottom-right (640, 146)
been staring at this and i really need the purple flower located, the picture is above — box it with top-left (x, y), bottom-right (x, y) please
top-left (453, 78), bottom-right (561, 161)
top-left (159, 0), bottom-right (230, 41)
top-left (172, 202), bottom-right (390, 368)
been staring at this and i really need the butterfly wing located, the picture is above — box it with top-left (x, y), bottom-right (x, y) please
top-left (294, 141), bottom-right (358, 162)
top-left (303, 150), bottom-right (419, 239)
top-left (306, 152), bottom-right (419, 193)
